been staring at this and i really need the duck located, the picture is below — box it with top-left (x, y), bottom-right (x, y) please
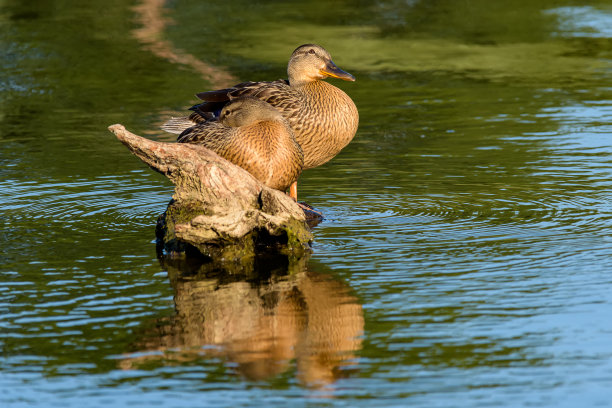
top-left (162, 44), bottom-right (358, 201)
top-left (175, 96), bottom-right (303, 192)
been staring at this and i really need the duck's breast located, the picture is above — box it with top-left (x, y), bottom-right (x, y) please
top-left (290, 81), bottom-right (359, 169)
top-left (231, 121), bottom-right (303, 191)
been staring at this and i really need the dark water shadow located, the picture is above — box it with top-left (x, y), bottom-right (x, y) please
top-left (119, 252), bottom-right (364, 389)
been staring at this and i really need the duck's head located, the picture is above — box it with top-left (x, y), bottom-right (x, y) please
top-left (220, 97), bottom-right (284, 128)
top-left (287, 44), bottom-right (355, 86)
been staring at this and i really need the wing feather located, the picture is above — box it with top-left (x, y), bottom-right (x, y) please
top-left (176, 121), bottom-right (228, 144)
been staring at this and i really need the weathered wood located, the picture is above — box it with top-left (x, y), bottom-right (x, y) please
top-left (108, 124), bottom-right (313, 259)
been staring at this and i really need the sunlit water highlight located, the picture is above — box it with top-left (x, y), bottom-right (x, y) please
top-left (1, 0), bottom-right (611, 407)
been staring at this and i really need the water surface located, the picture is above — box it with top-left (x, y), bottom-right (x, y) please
top-left (1, 0), bottom-right (611, 406)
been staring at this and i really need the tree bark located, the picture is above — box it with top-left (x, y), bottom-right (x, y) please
top-left (108, 124), bottom-right (313, 259)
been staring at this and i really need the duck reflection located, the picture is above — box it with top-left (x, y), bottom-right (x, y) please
top-left (121, 253), bottom-right (364, 388)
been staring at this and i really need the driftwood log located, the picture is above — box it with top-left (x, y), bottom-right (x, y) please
top-left (108, 124), bottom-right (313, 259)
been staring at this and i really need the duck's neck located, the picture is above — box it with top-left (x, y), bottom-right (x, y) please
top-left (292, 79), bottom-right (337, 98)
top-left (289, 77), bottom-right (314, 89)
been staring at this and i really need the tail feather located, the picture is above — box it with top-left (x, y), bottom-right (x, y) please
top-left (160, 116), bottom-right (196, 135)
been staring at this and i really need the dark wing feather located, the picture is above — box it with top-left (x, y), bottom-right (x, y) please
top-left (194, 80), bottom-right (289, 102)
top-left (192, 79), bottom-right (298, 119)
top-left (189, 102), bottom-right (224, 118)
top-left (176, 121), bottom-right (228, 144)
top-left (164, 79), bottom-right (298, 136)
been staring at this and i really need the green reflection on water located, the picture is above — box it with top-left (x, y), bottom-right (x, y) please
top-left (1, 0), bottom-right (612, 405)
top-left (168, 0), bottom-right (610, 82)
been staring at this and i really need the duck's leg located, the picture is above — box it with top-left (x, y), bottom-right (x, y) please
top-left (289, 181), bottom-right (298, 201)
top-left (288, 181), bottom-right (323, 217)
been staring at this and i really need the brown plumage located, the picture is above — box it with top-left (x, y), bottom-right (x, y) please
top-left (176, 97), bottom-right (303, 192)
top-left (162, 44), bottom-right (359, 171)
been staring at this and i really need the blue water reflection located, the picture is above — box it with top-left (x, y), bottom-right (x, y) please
top-left (2, 0), bottom-right (612, 406)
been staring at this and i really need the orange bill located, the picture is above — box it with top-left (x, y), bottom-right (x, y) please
top-left (320, 60), bottom-right (355, 81)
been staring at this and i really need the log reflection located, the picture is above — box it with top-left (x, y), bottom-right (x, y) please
top-left (121, 254), bottom-right (364, 388)
top-left (132, 0), bottom-right (236, 89)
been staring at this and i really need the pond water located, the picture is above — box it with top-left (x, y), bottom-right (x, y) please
top-left (2, 0), bottom-right (612, 406)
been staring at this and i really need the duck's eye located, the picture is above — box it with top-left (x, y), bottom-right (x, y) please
top-left (225, 109), bottom-right (231, 115)
top-left (308, 49), bottom-right (315, 55)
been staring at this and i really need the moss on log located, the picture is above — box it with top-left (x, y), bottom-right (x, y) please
top-left (108, 124), bottom-right (313, 259)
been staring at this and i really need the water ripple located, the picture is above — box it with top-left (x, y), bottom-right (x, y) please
top-left (0, 171), bottom-right (171, 230)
